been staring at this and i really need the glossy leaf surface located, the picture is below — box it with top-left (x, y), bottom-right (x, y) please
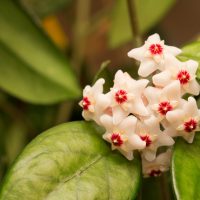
top-left (171, 134), bottom-right (200, 200)
top-left (0, 121), bottom-right (141, 200)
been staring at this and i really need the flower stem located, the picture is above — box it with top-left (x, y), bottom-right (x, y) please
top-left (127, 0), bottom-right (142, 47)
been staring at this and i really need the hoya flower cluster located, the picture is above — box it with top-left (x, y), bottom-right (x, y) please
top-left (79, 34), bottom-right (200, 177)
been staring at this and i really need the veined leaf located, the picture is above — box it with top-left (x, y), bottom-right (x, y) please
top-left (0, 121), bottom-right (141, 200)
top-left (0, 0), bottom-right (80, 104)
top-left (171, 134), bottom-right (200, 200)
top-left (109, 0), bottom-right (175, 48)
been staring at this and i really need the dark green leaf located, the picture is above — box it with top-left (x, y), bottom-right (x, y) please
top-left (109, 0), bottom-right (175, 48)
top-left (178, 41), bottom-right (200, 79)
top-left (20, 0), bottom-right (72, 18)
top-left (171, 134), bottom-right (200, 200)
top-left (0, 0), bottom-right (80, 104)
top-left (0, 121), bottom-right (141, 200)
top-left (93, 60), bottom-right (113, 92)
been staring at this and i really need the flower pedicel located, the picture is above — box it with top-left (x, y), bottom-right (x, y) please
top-left (79, 33), bottom-right (200, 177)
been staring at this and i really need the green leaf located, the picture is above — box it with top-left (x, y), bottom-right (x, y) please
top-left (178, 41), bottom-right (200, 79)
top-left (93, 60), bottom-right (113, 93)
top-left (20, 0), bottom-right (72, 18)
top-left (109, 0), bottom-right (175, 48)
top-left (0, 0), bottom-right (80, 104)
top-left (171, 134), bottom-right (200, 200)
top-left (0, 121), bottom-right (141, 200)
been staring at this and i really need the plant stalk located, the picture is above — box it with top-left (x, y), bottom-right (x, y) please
top-left (127, 0), bottom-right (142, 47)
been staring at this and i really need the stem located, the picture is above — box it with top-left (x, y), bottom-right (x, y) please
top-left (160, 174), bottom-right (170, 200)
top-left (127, 0), bottom-right (142, 47)
top-left (55, 0), bottom-right (91, 124)
top-left (71, 0), bottom-right (91, 77)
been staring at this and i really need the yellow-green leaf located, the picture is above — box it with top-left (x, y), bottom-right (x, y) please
top-left (0, 0), bottom-right (80, 104)
top-left (0, 121), bottom-right (141, 200)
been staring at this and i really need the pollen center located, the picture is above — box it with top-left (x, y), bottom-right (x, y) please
top-left (115, 89), bottom-right (128, 104)
top-left (177, 70), bottom-right (190, 85)
top-left (82, 97), bottom-right (91, 110)
top-left (158, 101), bottom-right (173, 115)
top-left (111, 133), bottom-right (123, 146)
top-left (184, 118), bottom-right (197, 132)
top-left (140, 135), bottom-right (152, 147)
top-left (149, 44), bottom-right (163, 55)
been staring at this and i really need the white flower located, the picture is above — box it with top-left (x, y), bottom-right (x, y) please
top-left (142, 149), bottom-right (172, 178)
top-left (153, 57), bottom-right (200, 95)
top-left (79, 78), bottom-right (110, 125)
top-left (101, 115), bottom-right (146, 160)
top-left (144, 81), bottom-right (182, 121)
top-left (127, 33), bottom-right (181, 77)
top-left (136, 116), bottom-right (174, 161)
top-left (109, 70), bottom-right (149, 124)
top-left (166, 97), bottom-right (200, 143)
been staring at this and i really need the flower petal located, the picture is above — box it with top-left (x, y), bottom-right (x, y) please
top-left (112, 106), bottom-right (128, 125)
top-left (138, 59), bottom-right (157, 77)
top-left (152, 70), bottom-right (172, 87)
top-left (128, 134), bottom-right (146, 150)
top-left (186, 80), bottom-right (200, 96)
top-left (164, 45), bottom-right (182, 56)
top-left (146, 33), bottom-right (161, 43)
top-left (100, 115), bottom-right (113, 131)
top-left (183, 97), bottom-right (199, 117)
top-left (166, 109), bottom-right (185, 127)
top-left (144, 86), bottom-right (160, 105)
top-left (127, 46), bottom-right (146, 61)
top-left (162, 80), bottom-right (181, 101)
top-left (119, 115), bottom-right (137, 133)
top-left (186, 60), bottom-right (198, 74)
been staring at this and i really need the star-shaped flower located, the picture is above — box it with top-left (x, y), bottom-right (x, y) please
top-left (166, 97), bottom-right (200, 143)
top-left (153, 57), bottom-right (200, 95)
top-left (79, 78), bottom-right (110, 125)
top-left (108, 70), bottom-right (149, 124)
top-left (136, 116), bottom-right (174, 161)
top-left (142, 149), bottom-right (172, 177)
top-left (144, 81), bottom-right (182, 121)
top-left (101, 115), bottom-right (146, 160)
top-left (127, 33), bottom-right (181, 77)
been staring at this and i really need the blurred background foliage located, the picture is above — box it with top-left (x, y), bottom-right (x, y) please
top-left (0, 0), bottom-right (200, 198)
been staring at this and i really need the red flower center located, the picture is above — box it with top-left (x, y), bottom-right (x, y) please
top-left (115, 89), bottom-right (128, 104)
top-left (82, 97), bottom-right (91, 110)
top-left (140, 135), bottom-right (152, 147)
top-left (158, 101), bottom-right (173, 115)
top-left (184, 119), bottom-right (197, 132)
top-left (149, 169), bottom-right (162, 177)
top-left (177, 70), bottom-right (190, 85)
top-left (149, 44), bottom-right (163, 55)
top-left (111, 133), bottom-right (123, 146)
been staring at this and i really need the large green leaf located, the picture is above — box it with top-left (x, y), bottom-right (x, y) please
top-left (20, 0), bottom-right (72, 18)
top-left (178, 41), bottom-right (200, 78)
top-left (171, 134), bottom-right (200, 200)
top-left (0, 121), bottom-right (141, 200)
top-left (0, 0), bottom-right (80, 104)
top-left (109, 0), bottom-right (175, 48)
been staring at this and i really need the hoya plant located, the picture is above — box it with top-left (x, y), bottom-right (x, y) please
top-left (0, 0), bottom-right (200, 200)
